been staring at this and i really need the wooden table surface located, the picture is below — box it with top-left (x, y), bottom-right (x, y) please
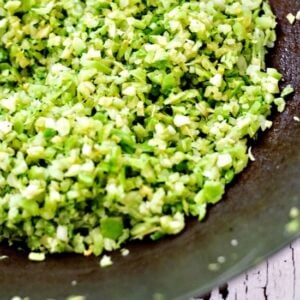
top-left (197, 238), bottom-right (300, 300)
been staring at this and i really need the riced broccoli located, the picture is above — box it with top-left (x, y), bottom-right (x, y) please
top-left (0, 0), bottom-right (289, 257)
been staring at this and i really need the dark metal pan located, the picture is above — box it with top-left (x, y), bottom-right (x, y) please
top-left (0, 0), bottom-right (299, 299)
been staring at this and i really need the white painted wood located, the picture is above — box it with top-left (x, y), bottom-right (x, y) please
top-left (209, 289), bottom-right (224, 300)
top-left (265, 245), bottom-right (295, 300)
top-left (197, 237), bottom-right (300, 300)
top-left (244, 261), bottom-right (267, 300)
top-left (224, 275), bottom-right (247, 300)
top-left (292, 239), bottom-right (300, 300)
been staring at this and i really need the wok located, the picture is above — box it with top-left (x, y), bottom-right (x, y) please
top-left (0, 0), bottom-right (299, 299)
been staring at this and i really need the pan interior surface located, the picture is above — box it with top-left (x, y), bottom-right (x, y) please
top-left (0, 0), bottom-right (299, 299)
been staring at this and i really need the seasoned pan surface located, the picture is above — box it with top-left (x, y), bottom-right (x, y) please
top-left (0, 0), bottom-right (299, 299)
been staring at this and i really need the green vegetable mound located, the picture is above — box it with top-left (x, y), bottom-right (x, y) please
top-left (0, 0), bottom-right (286, 255)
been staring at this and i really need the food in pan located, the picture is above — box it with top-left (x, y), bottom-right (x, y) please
top-left (0, 0), bottom-right (292, 258)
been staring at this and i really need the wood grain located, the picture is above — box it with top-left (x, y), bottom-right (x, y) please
top-left (196, 238), bottom-right (300, 300)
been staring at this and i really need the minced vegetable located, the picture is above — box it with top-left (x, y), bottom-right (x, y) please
top-left (286, 13), bottom-right (296, 24)
top-left (0, 0), bottom-right (289, 256)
